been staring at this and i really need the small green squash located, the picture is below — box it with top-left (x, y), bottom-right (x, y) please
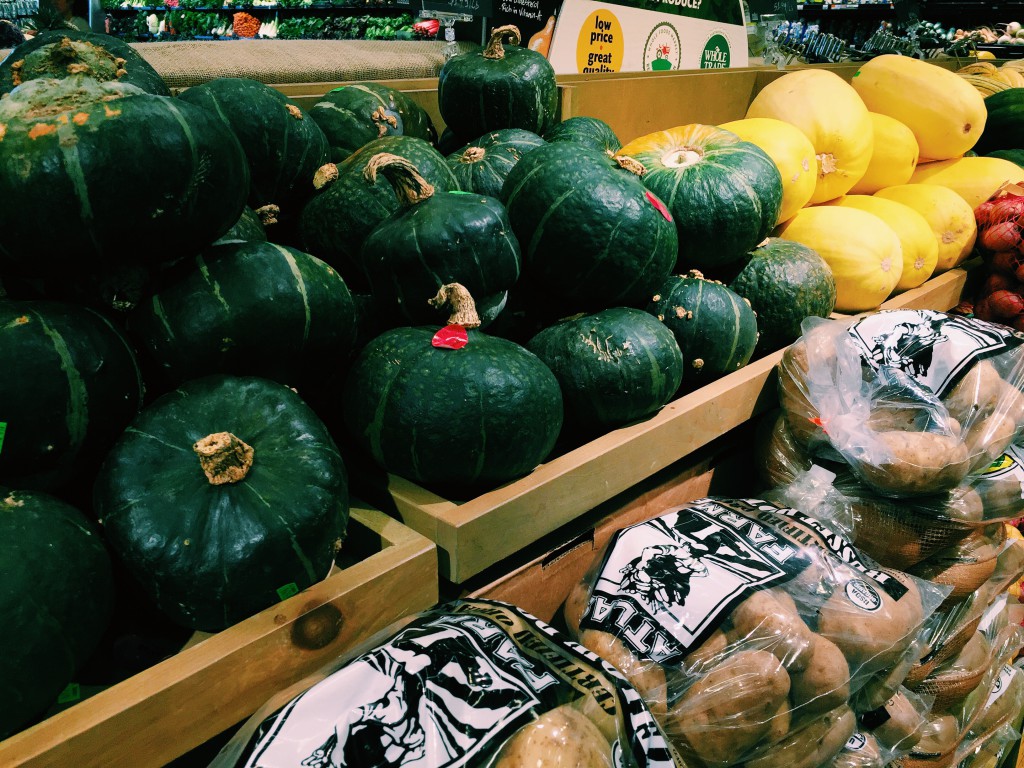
top-left (95, 375), bottom-right (348, 632)
top-left (127, 241), bottom-right (359, 388)
top-left (501, 142), bottom-right (677, 311)
top-left (0, 30), bottom-right (170, 96)
top-left (362, 153), bottom-right (520, 326)
top-left (620, 124), bottom-right (784, 270)
top-left (445, 128), bottom-right (546, 199)
top-left (178, 78), bottom-right (330, 226)
top-left (0, 488), bottom-right (114, 738)
top-left (729, 238), bottom-right (837, 356)
top-left (527, 307), bottom-right (683, 431)
top-left (543, 116), bottom-right (621, 155)
top-left (972, 88), bottom-right (1024, 156)
top-left (0, 77), bottom-right (249, 277)
top-left (438, 25), bottom-right (559, 139)
top-left (985, 149), bottom-right (1024, 169)
top-left (0, 300), bottom-right (143, 491)
top-left (299, 135), bottom-right (459, 287)
top-left (309, 82), bottom-right (438, 163)
top-left (212, 206), bottom-right (268, 247)
top-left (343, 284), bottom-right (563, 493)
top-left (648, 271), bottom-right (759, 389)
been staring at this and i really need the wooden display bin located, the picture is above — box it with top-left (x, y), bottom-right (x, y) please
top-left (0, 503), bottom-right (438, 768)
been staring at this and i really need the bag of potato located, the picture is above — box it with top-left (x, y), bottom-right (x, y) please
top-left (827, 730), bottom-right (897, 768)
top-left (972, 441), bottom-right (1024, 519)
top-left (859, 687), bottom-right (933, 756)
top-left (561, 497), bottom-right (948, 768)
top-left (756, 410), bottom-right (821, 489)
top-left (209, 599), bottom-right (674, 768)
top-left (953, 722), bottom-right (1023, 768)
top-left (909, 525), bottom-right (1011, 608)
top-left (778, 311), bottom-right (1024, 498)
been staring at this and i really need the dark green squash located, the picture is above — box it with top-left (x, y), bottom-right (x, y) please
top-left (362, 154), bottom-right (520, 326)
top-left (527, 307), bottom-right (683, 431)
top-left (501, 142), bottom-right (677, 311)
top-left (309, 82), bottom-right (438, 163)
top-left (0, 300), bottom-right (143, 491)
top-left (648, 271), bottom-right (759, 389)
top-left (0, 30), bottom-right (170, 96)
top-left (95, 375), bottom-right (348, 632)
top-left (729, 237), bottom-right (836, 356)
top-left (438, 127), bottom-right (467, 156)
top-left (445, 128), bottom-right (546, 199)
top-left (0, 488), bottom-right (114, 738)
top-left (973, 88), bottom-right (1024, 156)
top-left (212, 206), bottom-right (268, 247)
top-left (299, 135), bottom-right (459, 288)
top-left (438, 25), bottom-right (559, 139)
top-left (620, 124), bottom-right (784, 270)
top-left (985, 149), bottom-right (1024, 169)
top-left (127, 241), bottom-right (358, 388)
top-left (343, 284), bottom-right (563, 493)
top-left (177, 78), bottom-right (330, 226)
top-left (544, 116), bottom-right (621, 155)
top-left (0, 77), bottom-right (249, 277)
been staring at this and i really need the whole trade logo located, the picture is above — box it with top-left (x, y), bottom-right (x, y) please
top-left (700, 32), bottom-right (731, 68)
top-left (643, 22), bottom-right (681, 71)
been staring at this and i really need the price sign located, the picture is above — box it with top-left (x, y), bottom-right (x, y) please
top-left (421, 0), bottom-right (493, 17)
top-left (748, 0), bottom-right (798, 19)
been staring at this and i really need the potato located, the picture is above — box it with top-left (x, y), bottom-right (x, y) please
top-left (977, 472), bottom-right (1024, 518)
top-left (854, 641), bottom-right (924, 712)
top-left (945, 488), bottom-right (985, 523)
top-left (758, 411), bottom-right (814, 488)
top-left (669, 649), bottom-right (791, 766)
top-left (682, 629), bottom-right (729, 671)
top-left (729, 590), bottom-right (814, 671)
top-left (767, 700), bottom-right (792, 744)
top-left (579, 629), bottom-right (668, 717)
top-left (789, 634), bottom-right (851, 716)
top-left (858, 431), bottom-right (970, 495)
top-left (942, 631), bottom-right (990, 675)
top-left (493, 703), bottom-right (613, 768)
top-left (965, 412), bottom-right (1019, 471)
top-left (829, 732), bottom-right (884, 768)
top-left (943, 361), bottom-right (1006, 425)
top-left (779, 324), bottom-right (839, 445)
top-left (563, 580), bottom-right (591, 635)
top-left (913, 714), bottom-right (960, 758)
top-left (745, 705), bottom-right (857, 768)
top-left (971, 666), bottom-right (1024, 737)
top-left (870, 692), bottom-right (926, 751)
top-left (817, 570), bottom-right (924, 671)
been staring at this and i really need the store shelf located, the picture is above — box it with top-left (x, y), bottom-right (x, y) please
top-left (0, 503), bottom-right (438, 768)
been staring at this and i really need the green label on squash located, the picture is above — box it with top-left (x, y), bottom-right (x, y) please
top-left (277, 583), bottom-right (300, 601)
top-left (57, 682), bottom-right (81, 704)
top-left (0, 422), bottom-right (5, 454)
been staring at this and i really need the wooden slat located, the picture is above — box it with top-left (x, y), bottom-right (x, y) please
top-left (0, 504), bottom-right (437, 768)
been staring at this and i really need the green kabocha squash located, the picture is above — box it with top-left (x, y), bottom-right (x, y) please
top-left (445, 128), bottom-right (546, 199)
top-left (438, 127), bottom-right (467, 156)
top-left (95, 375), bottom-right (348, 632)
top-left (527, 307), bottom-right (683, 431)
top-left (362, 153), bottom-right (520, 326)
top-left (0, 300), bottom-right (143, 491)
top-left (620, 124), bottom-right (783, 270)
top-left (648, 271), bottom-right (759, 389)
top-left (343, 284), bottom-right (563, 493)
top-left (501, 142), bottom-right (677, 310)
top-left (0, 77), bottom-right (249, 277)
top-left (299, 135), bottom-right (459, 288)
top-left (212, 206), bottom-right (268, 247)
top-left (543, 116), bottom-right (621, 155)
top-left (438, 25), bottom-right (559, 139)
top-left (0, 30), bottom-right (170, 95)
top-left (127, 241), bottom-right (358, 388)
top-left (177, 78), bottom-right (330, 227)
top-left (973, 88), bottom-right (1024, 156)
top-left (0, 488), bottom-right (114, 738)
top-left (729, 238), bottom-right (836, 356)
top-left (309, 82), bottom-right (438, 163)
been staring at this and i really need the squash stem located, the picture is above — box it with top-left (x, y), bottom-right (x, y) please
top-left (460, 146), bottom-right (486, 163)
top-left (363, 152), bottom-right (435, 206)
top-left (194, 432), bottom-right (254, 485)
top-left (483, 24), bottom-right (522, 60)
top-left (664, 147), bottom-right (703, 168)
top-left (613, 155), bottom-right (647, 176)
top-left (429, 282), bottom-right (482, 328)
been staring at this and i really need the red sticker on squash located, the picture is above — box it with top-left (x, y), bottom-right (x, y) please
top-left (646, 191), bottom-right (672, 222)
top-left (432, 324), bottom-right (469, 350)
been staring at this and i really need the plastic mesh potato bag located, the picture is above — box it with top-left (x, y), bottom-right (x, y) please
top-left (562, 497), bottom-right (948, 768)
top-left (209, 599), bottom-right (674, 768)
top-left (778, 310), bottom-right (1024, 498)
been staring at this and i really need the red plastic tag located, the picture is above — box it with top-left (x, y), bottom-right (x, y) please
top-left (646, 191), bottom-right (672, 222)
top-left (810, 417), bottom-right (826, 432)
top-left (432, 324), bottom-right (469, 350)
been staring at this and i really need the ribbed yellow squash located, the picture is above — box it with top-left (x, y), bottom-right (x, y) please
top-left (776, 206), bottom-right (902, 312)
top-left (908, 156), bottom-right (1024, 209)
top-left (746, 70), bottom-right (873, 204)
top-left (849, 113), bottom-right (920, 195)
top-left (874, 184), bottom-right (977, 273)
top-left (851, 55), bottom-right (987, 162)
top-left (826, 195), bottom-right (938, 291)
top-left (719, 117), bottom-right (816, 223)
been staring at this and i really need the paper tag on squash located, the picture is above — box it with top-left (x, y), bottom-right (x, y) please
top-left (0, 422), bottom-right (6, 455)
top-left (432, 324), bottom-right (469, 350)
top-left (276, 583), bottom-right (299, 601)
top-left (57, 683), bottom-right (81, 704)
top-left (645, 191), bottom-right (672, 222)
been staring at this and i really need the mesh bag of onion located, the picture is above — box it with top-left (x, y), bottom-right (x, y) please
top-left (974, 185), bottom-right (1024, 331)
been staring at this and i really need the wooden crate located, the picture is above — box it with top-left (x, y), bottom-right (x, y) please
top-left (0, 503), bottom-right (437, 768)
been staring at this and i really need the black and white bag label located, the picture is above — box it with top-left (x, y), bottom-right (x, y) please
top-left (848, 310), bottom-right (1024, 398)
top-left (231, 600), bottom-right (672, 768)
top-left (579, 499), bottom-right (816, 664)
top-left (844, 733), bottom-right (869, 752)
top-left (985, 664), bottom-right (1017, 709)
